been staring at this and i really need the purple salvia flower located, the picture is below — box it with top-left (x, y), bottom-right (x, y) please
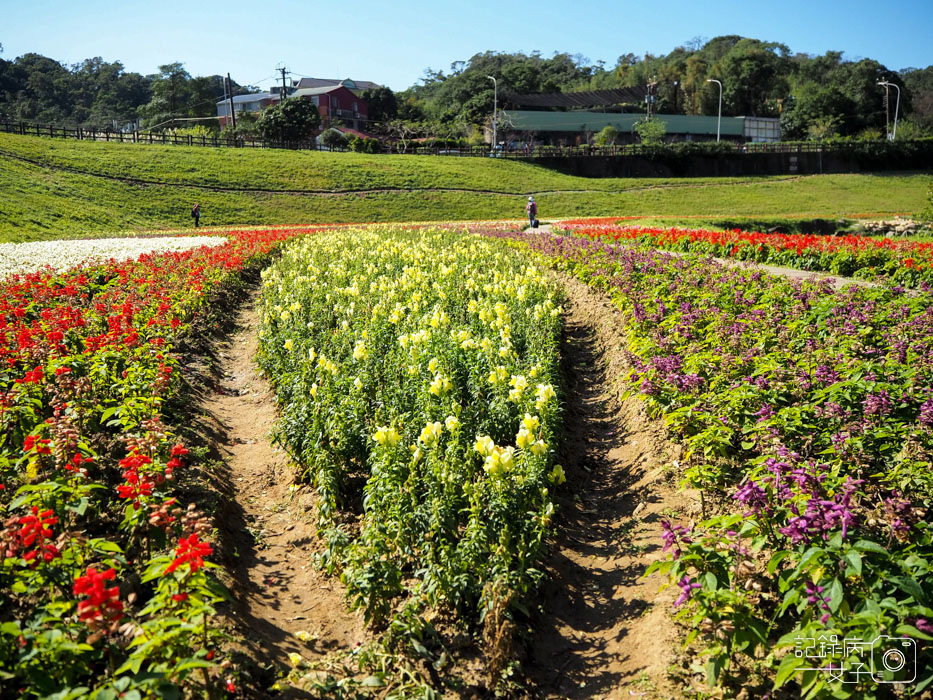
top-left (674, 575), bottom-right (701, 607)
top-left (863, 391), bottom-right (892, 416)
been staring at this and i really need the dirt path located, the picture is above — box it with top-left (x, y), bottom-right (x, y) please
top-left (523, 274), bottom-right (701, 700)
top-left (199, 291), bottom-right (366, 686)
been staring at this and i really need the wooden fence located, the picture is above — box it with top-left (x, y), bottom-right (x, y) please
top-left (0, 118), bottom-right (841, 159)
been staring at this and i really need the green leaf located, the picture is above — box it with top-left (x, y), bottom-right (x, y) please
top-left (768, 550), bottom-right (794, 574)
top-left (892, 576), bottom-right (927, 604)
top-left (853, 540), bottom-right (888, 556)
top-left (827, 578), bottom-right (844, 613)
top-left (797, 546), bottom-right (825, 572)
top-left (895, 624), bottom-right (933, 642)
top-left (68, 497), bottom-right (89, 516)
top-left (705, 656), bottom-right (725, 686)
top-left (775, 652), bottom-right (807, 688)
top-left (361, 675), bottom-right (384, 688)
top-left (171, 659), bottom-right (214, 674)
top-left (916, 671), bottom-right (933, 693)
top-left (99, 406), bottom-right (119, 422)
top-left (844, 550), bottom-right (862, 577)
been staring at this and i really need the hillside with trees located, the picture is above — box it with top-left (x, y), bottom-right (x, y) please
top-left (0, 37), bottom-right (930, 141)
top-left (398, 38), bottom-right (931, 141)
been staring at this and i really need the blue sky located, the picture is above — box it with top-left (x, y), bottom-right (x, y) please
top-left (2, 0), bottom-right (931, 92)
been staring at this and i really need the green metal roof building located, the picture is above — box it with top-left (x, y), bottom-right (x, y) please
top-left (498, 110), bottom-right (779, 144)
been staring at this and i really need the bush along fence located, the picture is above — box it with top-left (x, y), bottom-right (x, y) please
top-left (2, 119), bottom-right (931, 170)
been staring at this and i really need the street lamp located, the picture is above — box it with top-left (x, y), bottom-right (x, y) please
top-left (707, 79), bottom-right (722, 142)
top-left (877, 80), bottom-right (901, 140)
top-left (487, 75), bottom-right (498, 152)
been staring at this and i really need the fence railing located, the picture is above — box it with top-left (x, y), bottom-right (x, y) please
top-left (1, 119), bottom-right (912, 160)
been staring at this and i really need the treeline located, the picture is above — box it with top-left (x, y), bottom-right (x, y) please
top-left (0, 44), bottom-right (253, 130)
top-left (1, 37), bottom-right (932, 141)
top-left (393, 37), bottom-right (933, 140)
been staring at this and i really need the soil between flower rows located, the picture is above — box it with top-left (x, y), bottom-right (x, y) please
top-left (198, 249), bottom-right (875, 697)
top-left (193, 270), bottom-right (697, 698)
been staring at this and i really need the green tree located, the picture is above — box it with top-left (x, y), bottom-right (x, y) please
top-left (633, 118), bottom-right (666, 145)
top-left (6, 53), bottom-right (74, 123)
top-left (139, 62), bottom-right (191, 128)
top-left (593, 125), bottom-right (620, 145)
top-left (259, 97), bottom-right (321, 141)
top-left (361, 86), bottom-right (397, 124)
top-left (716, 39), bottom-right (790, 116)
top-left (902, 66), bottom-right (933, 129)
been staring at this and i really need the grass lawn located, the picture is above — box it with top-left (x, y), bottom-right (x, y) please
top-left (1, 133), bottom-right (929, 241)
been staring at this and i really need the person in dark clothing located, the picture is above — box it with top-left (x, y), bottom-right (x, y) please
top-left (191, 203), bottom-right (201, 227)
top-left (526, 196), bottom-right (537, 227)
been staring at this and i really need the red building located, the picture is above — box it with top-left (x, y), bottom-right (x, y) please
top-left (293, 85), bottom-right (369, 131)
top-left (217, 82), bottom-right (370, 132)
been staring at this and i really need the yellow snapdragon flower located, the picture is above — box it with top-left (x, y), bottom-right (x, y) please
top-left (419, 421), bottom-right (443, 445)
top-left (474, 435), bottom-right (495, 456)
top-left (516, 428), bottom-right (533, 450)
top-left (549, 464), bottom-right (567, 485)
top-left (373, 425), bottom-right (401, 447)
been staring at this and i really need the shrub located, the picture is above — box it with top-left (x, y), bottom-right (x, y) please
top-left (320, 128), bottom-right (347, 149)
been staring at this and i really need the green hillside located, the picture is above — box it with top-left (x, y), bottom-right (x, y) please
top-left (1, 133), bottom-right (929, 241)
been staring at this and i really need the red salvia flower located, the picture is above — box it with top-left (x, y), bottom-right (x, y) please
top-left (15, 506), bottom-right (60, 565)
top-left (166, 533), bottom-right (213, 574)
top-left (73, 566), bottom-right (123, 626)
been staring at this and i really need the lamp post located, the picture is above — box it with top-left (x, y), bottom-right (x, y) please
top-left (877, 80), bottom-right (901, 140)
top-left (707, 79), bottom-right (722, 142)
top-left (487, 75), bottom-right (497, 152)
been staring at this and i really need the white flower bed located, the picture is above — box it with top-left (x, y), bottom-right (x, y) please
top-left (0, 236), bottom-right (227, 278)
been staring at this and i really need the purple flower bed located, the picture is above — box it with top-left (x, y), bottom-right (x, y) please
top-left (486, 230), bottom-right (933, 697)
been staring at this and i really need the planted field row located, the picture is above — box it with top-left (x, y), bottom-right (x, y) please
top-left (489, 230), bottom-right (933, 698)
top-left (0, 236), bottom-right (227, 278)
top-left (0, 227), bottom-right (313, 698)
top-left (556, 219), bottom-right (933, 289)
top-left (257, 225), bottom-right (564, 689)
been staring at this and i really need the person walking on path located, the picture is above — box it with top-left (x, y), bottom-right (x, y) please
top-left (191, 203), bottom-right (201, 228)
top-left (526, 196), bottom-right (537, 228)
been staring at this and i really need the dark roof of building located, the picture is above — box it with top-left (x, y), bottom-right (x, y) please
top-left (294, 77), bottom-right (381, 91)
top-left (292, 86), bottom-right (356, 98)
top-left (504, 88), bottom-right (647, 108)
top-left (216, 92), bottom-right (279, 106)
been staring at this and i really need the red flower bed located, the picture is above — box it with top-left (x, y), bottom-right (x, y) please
top-left (0, 227), bottom-right (317, 697)
top-left (555, 219), bottom-right (933, 288)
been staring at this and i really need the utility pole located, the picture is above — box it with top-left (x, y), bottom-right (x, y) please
top-left (276, 64), bottom-right (288, 147)
top-left (279, 65), bottom-right (288, 102)
top-left (226, 73), bottom-right (237, 133)
top-left (646, 79), bottom-right (658, 120)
